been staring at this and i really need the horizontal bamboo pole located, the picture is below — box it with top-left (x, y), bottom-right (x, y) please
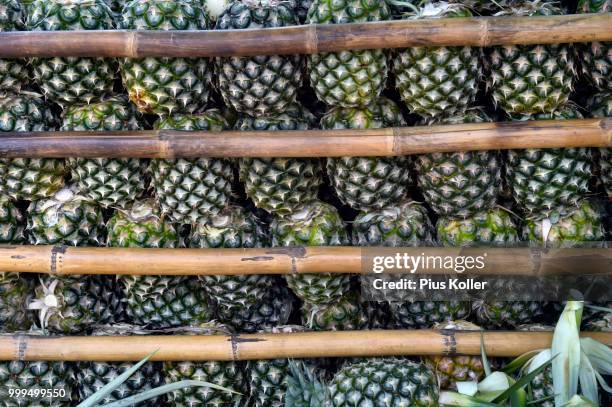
top-left (1, 245), bottom-right (610, 276)
top-left (2, 330), bottom-right (610, 361)
top-left (0, 118), bottom-right (609, 158)
top-left (0, 14), bottom-right (610, 58)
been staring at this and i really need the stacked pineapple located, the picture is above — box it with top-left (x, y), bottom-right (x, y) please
top-left (0, 0), bottom-right (610, 405)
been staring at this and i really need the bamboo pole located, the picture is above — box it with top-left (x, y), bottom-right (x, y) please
top-left (2, 331), bottom-right (610, 361)
top-left (1, 245), bottom-right (610, 276)
top-left (0, 14), bottom-right (610, 58)
top-left (0, 118), bottom-right (609, 158)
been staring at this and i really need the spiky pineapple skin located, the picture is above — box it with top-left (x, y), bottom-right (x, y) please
top-left (393, 3), bottom-right (480, 118)
top-left (323, 97), bottom-right (410, 210)
top-left (108, 200), bottom-right (214, 328)
top-left (0, 0), bottom-right (29, 92)
top-left (238, 106), bottom-right (322, 215)
top-left (588, 91), bottom-right (612, 198)
top-left (120, 0), bottom-right (211, 115)
top-left (577, 0), bottom-right (610, 91)
top-left (26, 187), bottom-right (104, 246)
top-left (152, 111), bottom-right (233, 223)
top-left (61, 96), bottom-right (145, 208)
top-left (0, 361), bottom-right (75, 407)
top-left (485, 3), bottom-right (575, 115)
top-left (416, 110), bottom-right (501, 219)
top-left (302, 292), bottom-right (366, 331)
top-left (271, 200), bottom-right (350, 304)
top-left (215, 0), bottom-right (302, 117)
top-left (437, 208), bottom-right (519, 247)
top-left (506, 107), bottom-right (591, 215)
top-left (391, 301), bottom-right (471, 329)
top-left (189, 205), bottom-right (274, 309)
top-left (328, 358), bottom-right (439, 406)
top-left (0, 93), bottom-right (65, 201)
top-left (307, 0), bottom-right (389, 107)
top-left (27, 0), bottom-right (116, 106)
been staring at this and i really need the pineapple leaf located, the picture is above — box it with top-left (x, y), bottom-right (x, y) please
top-left (552, 301), bottom-right (583, 406)
top-left (503, 350), bottom-right (546, 375)
top-left (509, 387), bottom-right (527, 407)
top-left (457, 381), bottom-right (479, 396)
top-left (101, 380), bottom-right (241, 407)
top-left (491, 357), bottom-right (554, 404)
top-left (439, 391), bottom-right (498, 407)
top-left (76, 350), bottom-right (158, 407)
top-left (580, 337), bottom-right (612, 375)
top-left (583, 305), bottom-right (612, 314)
top-left (578, 352), bottom-right (599, 406)
top-left (563, 395), bottom-right (598, 407)
top-left (481, 330), bottom-right (492, 377)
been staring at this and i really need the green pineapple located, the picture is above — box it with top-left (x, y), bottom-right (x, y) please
top-left (302, 292), bottom-right (366, 331)
top-left (214, 284), bottom-right (293, 333)
top-left (61, 95), bottom-right (146, 208)
top-left (0, 92), bottom-right (65, 201)
top-left (522, 200), bottom-right (605, 247)
top-left (271, 200), bottom-right (350, 304)
top-left (0, 0), bottom-right (29, 92)
top-left (151, 111), bottom-right (233, 223)
top-left (188, 205), bottom-right (274, 309)
top-left (26, 186), bottom-right (104, 246)
top-left (352, 200), bottom-right (434, 247)
top-left (215, 0), bottom-right (303, 117)
top-left (163, 324), bottom-right (247, 406)
top-left (120, 0), bottom-right (211, 115)
top-left (576, 0), bottom-right (610, 91)
top-left (416, 110), bottom-right (501, 219)
top-left (307, 0), bottom-right (390, 107)
top-left (437, 208), bottom-right (545, 328)
top-left (76, 324), bottom-right (164, 406)
top-left (0, 197), bottom-right (30, 333)
top-left (423, 320), bottom-right (485, 390)
top-left (323, 97), bottom-right (411, 210)
top-left (486, 2), bottom-right (575, 115)
top-left (327, 358), bottom-right (439, 406)
top-left (238, 105), bottom-right (322, 216)
top-left (393, 2), bottom-right (481, 118)
top-left (0, 359), bottom-right (75, 407)
top-left (107, 199), bottom-right (214, 328)
top-left (588, 91), bottom-right (611, 199)
top-left (506, 106), bottom-right (591, 215)
top-left (391, 301), bottom-right (471, 329)
top-left (26, 0), bottom-right (116, 107)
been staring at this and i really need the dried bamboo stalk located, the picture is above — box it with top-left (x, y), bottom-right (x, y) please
top-left (0, 14), bottom-right (610, 58)
top-left (1, 245), bottom-right (609, 276)
top-left (2, 331), bottom-right (610, 361)
top-left (0, 118), bottom-right (609, 158)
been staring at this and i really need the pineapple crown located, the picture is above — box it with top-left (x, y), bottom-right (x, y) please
top-left (285, 360), bottom-right (330, 406)
top-left (493, 0), bottom-right (564, 16)
top-left (432, 319), bottom-right (481, 330)
top-left (27, 277), bottom-right (64, 332)
top-left (391, 1), bottom-right (473, 19)
top-left (189, 205), bottom-right (268, 248)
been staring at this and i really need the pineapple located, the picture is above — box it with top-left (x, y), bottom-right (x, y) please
top-left (120, 0), bottom-right (211, 115)
top-left (327, 358), bottom-right (439, 406)
top-left (61, 95), bottom-right (146, 208)
top-left (163, 324), bottom-right (247, 406)
top-left (215, 0), bottom-right (303, 117)
top-left (271, 200), bottom-right (350, 304)
top-left (485, 2), bottom-right (576, 115)
top-left (393, 2), bottom-right (481, 118)
top-left (323, 97), bottom-right (411, 210)
top-left (424, 320), bottom-right (485, 389)
top-left (188, 205), bottom-right (274, 309)
top-left (25, 186), bottom-right (104, 246)
top-left (522, 200), bottom-right (605, 248)
top-left (151, 111), bottom-right (233, 223)
top-left (506, 106), bottom-right (591, 215)
top-left (0, 197), bottom-right (30, 333)
top-left (307, 0), bottom-right (390, 107)
top-left (302, 292), bottom-right (367, 331)
top-left (391, 301), bottom-right (471, 329)
top-left (0, 0), bottom-right (29, 92)
top-left (352, 200), bottom-right (435, 247)
top-left (588, 91), bottom-right (611, 199)
top-left (214, 284), bottom-right (293, 333)
top-left (437, 208), bottom-right (545, 328)
top-left (107, 199), bottom-right (215, 328)
top-left (576, 0), bottom-right (610, 91)
top-left (26, 0), bottom-right (117, 107)
top-left (0, 92), bottom-right (65, 201)
top-left (415, 110), bottom-right (501, 219)
top-left (238, 105), bottom-right (322, 216)
top-left (76, 324), bottom-right (165, 405)
top-left (0, 359), bottom-right (75, 406)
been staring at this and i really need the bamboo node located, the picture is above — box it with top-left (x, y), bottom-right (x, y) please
top-left (480, 17), bottom-right (490, 47)
top-left (14, 334), bottom-right (28, 361)
top-left (266, 247), bottom-right (307, 274)
top-left (50, 245), bottom-right (67, 275)
top-left (440, 329), bottom-right (458, 355)
top-left (309, 24), bottom-right (319, 54)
